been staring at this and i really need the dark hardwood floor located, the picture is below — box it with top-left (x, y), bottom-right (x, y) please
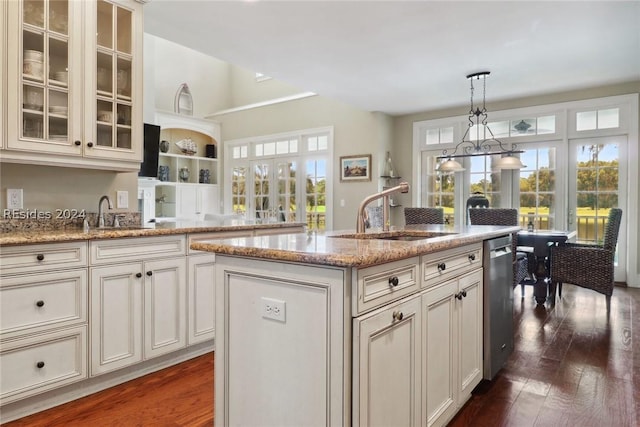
top-left (4, 284), bottom-right (639, 426)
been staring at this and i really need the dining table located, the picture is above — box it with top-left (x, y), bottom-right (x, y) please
top-left (517, 229), bottom-right (577, 305)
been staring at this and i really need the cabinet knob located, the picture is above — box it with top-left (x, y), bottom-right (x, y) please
top-left (36, 254), bottom-right (45, 261)
top-left (36, 361), bottom-right (45, 369)
top-left (146, 271), bottom-right (153, 276)
top-left (136, 273), bottom-right (142, 278)
top-left (87, 142), bottom-right (94, 148)
top-left (437, 262), bottom-right (446, 271)
top-left (36, 300), bottom-right (45, 307)
top-left (455, 292), bottom-right (463, 300)
top-left (74, 140), bottom-right (81, 146)
top-left (468, 254), bottom-right (476, 261)
top-left (388, 276), bottom-right (399, 287)
top-left (462, 290), bottom-right (467, 298)
top-left (392, 311), bottom-right (404, 321)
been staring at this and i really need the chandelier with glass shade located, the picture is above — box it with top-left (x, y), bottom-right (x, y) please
top-left (437, 71), bottom-right (526, 173)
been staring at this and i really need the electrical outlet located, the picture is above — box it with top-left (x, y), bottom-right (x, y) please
top-left (116, 191), bottom-right (128, 209)
top-left (7, 189), bottom-right (23, 209)
top-left (261, 297), bottom-right (286, 322)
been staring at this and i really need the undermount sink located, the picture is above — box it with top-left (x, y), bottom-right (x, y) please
top-left (330, 231), bottom-right (456, 241)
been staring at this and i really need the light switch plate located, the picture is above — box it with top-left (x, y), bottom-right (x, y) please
top-left (116, 191), bottom-right (128, 209)
top-left (7, 189), bottom-right (23, 209)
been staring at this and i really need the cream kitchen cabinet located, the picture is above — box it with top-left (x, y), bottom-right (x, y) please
top-left (423, 269), bottom-right (483, 427)
top-left (4, 0), bottom-right (143, 170)
top-left (352, 294), bottom-right (422, 426)
top-left (0, 241), bottom-right (88, 404)
top-left (89, 236), bottom-right (187, 376)
top-left (187, 254), bottom-right (216, 345)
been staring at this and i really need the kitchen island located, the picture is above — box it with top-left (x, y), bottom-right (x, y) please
top-left (192, 224), bottom-right (519, 427)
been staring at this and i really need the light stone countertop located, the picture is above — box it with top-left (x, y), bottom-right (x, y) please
top-left (0, 220), bottom-right (305, 246)
top-left (190, 224), bottom-right (522, 268)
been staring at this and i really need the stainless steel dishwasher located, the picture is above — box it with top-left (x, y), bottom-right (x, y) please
top-left (483, 235), bottom-right (514, 380)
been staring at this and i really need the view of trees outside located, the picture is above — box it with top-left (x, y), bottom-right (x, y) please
top-left (231, 166), bottom-right (247, 215)
top-left (519, 147), bottom-right (556, 230)
top-left (306, 159), bottom-right (327, 230)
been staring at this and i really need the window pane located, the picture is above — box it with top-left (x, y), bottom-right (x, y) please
top-left (290, 139), bottom-right (299, 152)
top-left (255, 143), bottom-right (263, 157)
top-left (308, 136), bottom-right (318, 151)
top-left (511, 119), bottom-right (535, 135)
top-left (519, 147), bottom-right (556, 230)
top-left (317, 135), bottom-right (327, 150)
top-left (426, 129), bottom-right (439, 145)
top-left (577, 111), bottom-right (597, 131)
top-left (276, 140), bottom-right (288, 154)
top-left (537, 116), bottom-right (556, 134)
top-left (598, 108), bottom-right (619, 129)
top-left (264, 142), bottom-right (275, 156)
top-left (487, 121), bottom-right (509, 138)
top-left (441, 127), bottom-right (454, 143)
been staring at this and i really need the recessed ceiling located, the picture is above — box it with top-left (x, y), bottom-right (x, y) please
top-left (144, 1), bottom-right (640, 116)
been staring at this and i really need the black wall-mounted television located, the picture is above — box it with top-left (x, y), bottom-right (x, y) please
top-left (139, 123), bottom-right (161, 178)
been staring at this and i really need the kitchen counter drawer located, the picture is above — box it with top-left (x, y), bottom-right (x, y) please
top-left (0, 326), bottom-right (87, 404)
top-left (353, 256), bottom-right (419, 315)
top-left (90, 235), bottom-right (186, 265)
top-left (421, 243), bottom-right (482, 289)
top-left (0, 270), bottom-right (87, 339)
top-left (0, 242), bottom-right (87, 276)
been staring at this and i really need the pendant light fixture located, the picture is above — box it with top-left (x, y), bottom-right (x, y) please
top-left (437, 72), bottom-right (525, 172)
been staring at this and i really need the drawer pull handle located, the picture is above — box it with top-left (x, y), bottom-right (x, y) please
top-left (36, 300), bottom-right (45, 307)
top-left (468, 254), bottom-right (476, 261)
top-left (146, 271), bottom-right (153, 276)
top-left (392, 311), bottom-right (404, 321)
top-left (136, 273), bottom-right (142, 278)
top-left (455, 290), bottom-right (468, 300)
top-left (36, 254), bottom-right (45, 261)
top-left (437, 262), bottom-right (446, 271)
top-left (388, 276), bottom-right (399, 287)
top-left (36, 361), bottom-right (45, 369)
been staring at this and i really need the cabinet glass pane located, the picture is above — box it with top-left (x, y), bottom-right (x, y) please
top-left (116, 6), bottom-right (132, 54)
top-left (117, 128), bottom-right (131, 149)
top-left (49, 0), bottom-right (68, 35)
top-left (23, 30), bottom-right (44, 82)
top-left (96, 0), bottom-right (113, 49)
top-left (97, 52), bottom-right (113, 95)
top-left (49, 88), bottom-right (68, 140)
top-left (116, 58), bottom-right (131, 99)
top-left (48, 37), bottom-right (68, 86)
top-left (23, 0), bottom-right (44, 27)
top-left (96, 99), bottom-right (113, 147)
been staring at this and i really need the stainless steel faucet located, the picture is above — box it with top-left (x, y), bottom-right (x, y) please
top-left (97, 195), bottom-right (113, 228)
top-left (356, 182), bottom-right (410, 233)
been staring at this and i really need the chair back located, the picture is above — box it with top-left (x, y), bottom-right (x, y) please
top-left (468, 208), bottom-right (518, 226)
top-left (603, 208), bottom-right (623, 253)
top-left (404, 207), bottom-right (444, 225)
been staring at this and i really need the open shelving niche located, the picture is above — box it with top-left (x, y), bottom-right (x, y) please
top-left (380, 175), bottom-right (403, 207)
top-left (152, 111), bottom-right (221, 220)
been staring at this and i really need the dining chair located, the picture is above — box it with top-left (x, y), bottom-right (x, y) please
top-left (550, 208), bottom-right (622, 303)
top-left (403, 207), bottom-right (444, 225)
top-left (468, 208), bottom-right (535, 293)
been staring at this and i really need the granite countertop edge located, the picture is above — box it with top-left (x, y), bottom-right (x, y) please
top-left (191, 225), bottom-right (521, 268)
top-left (0, 222), bottom-right (305, 246)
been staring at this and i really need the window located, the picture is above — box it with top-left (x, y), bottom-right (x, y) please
top-left (225, 127), bottom-right (333, 230)
top-left (518, 147), bottom-right (557, 230)
top-left (576, 108), bottom-right (619, 131)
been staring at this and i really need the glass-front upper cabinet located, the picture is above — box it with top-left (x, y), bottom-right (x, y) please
top-left (5, 0), bottom-right (142, 170)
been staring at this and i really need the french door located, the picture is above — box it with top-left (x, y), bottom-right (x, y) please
top-left (568, 136), bottom-right (627, 281)
top-left (251, 158), bottom-right (297, 222)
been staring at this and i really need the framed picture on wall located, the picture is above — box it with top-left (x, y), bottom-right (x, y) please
top-left (340, 154), bottom-right (372, 182)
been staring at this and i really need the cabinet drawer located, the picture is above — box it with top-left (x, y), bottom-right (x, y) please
top-left (188, 231), bottom-right (253, 255)
top-left (0, 242), bottom-right (87, 276)
top-left (421, 244), bottom-right (482, 289)
top-left (353, 257), bottom-right (419, 315)
top-left (90, 235), bottom-right (186, 264)
top-left (0, 270), bottom-right (87, 338)
top-left (0, 326), bottom-right (87, 404)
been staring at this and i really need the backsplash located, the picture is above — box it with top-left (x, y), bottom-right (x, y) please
top-left (0, 212), bottom-right (141, 233)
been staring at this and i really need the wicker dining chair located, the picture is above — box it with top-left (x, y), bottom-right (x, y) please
top-left (403, 207), bottom-right (445, 225)
top-left (550, 208), bottom-right (622, 302)
top-left (468, 208), bottom-right (535, 293)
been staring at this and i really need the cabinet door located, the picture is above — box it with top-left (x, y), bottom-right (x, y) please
top-left (187, 254), bottom-right (215, 345)
top-left (197, 185), bottom-right (219, 216)
top-left (457, 270), bottom-right (483, 399)
top-left (6, 0), bottom-right (81, 155)
top-left (143, 257), bottom-right (186, 358)
top-left (176, 184), bottom-right (198, 219)
top-left (90, 262), bottom-right (143, 376)
top-left (423, 280), bottom-right (458, 427)
top-left (353, 295), bottom-right (421, 427)
top-left (83, 0), bottom-right (142, 162)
